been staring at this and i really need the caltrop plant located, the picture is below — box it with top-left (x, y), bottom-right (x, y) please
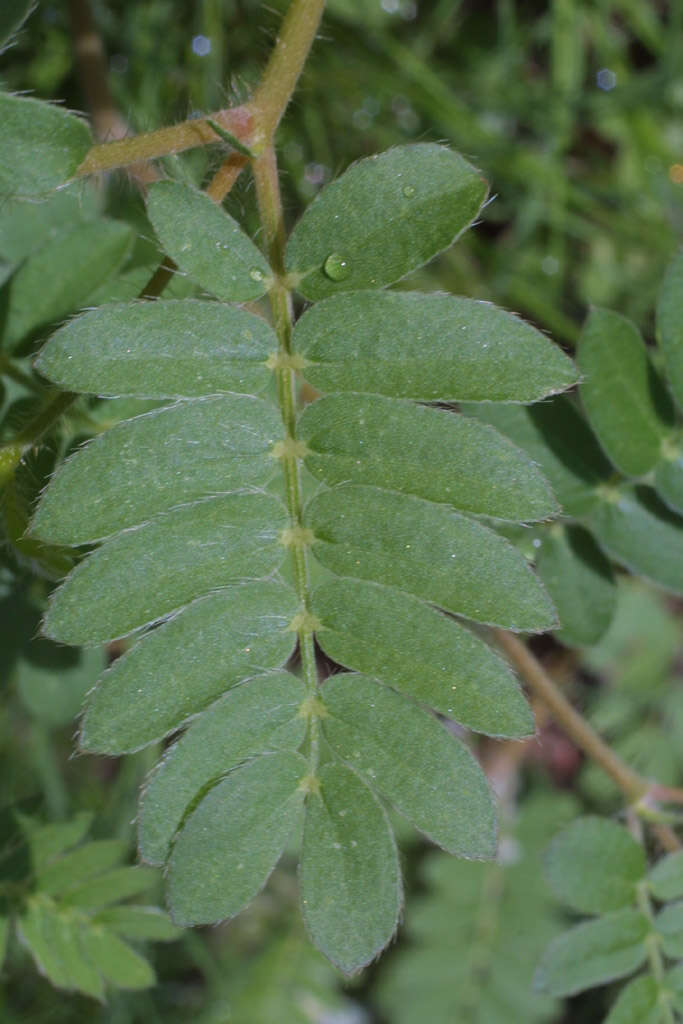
top-left (3, 0), bottom-right (683, 1013)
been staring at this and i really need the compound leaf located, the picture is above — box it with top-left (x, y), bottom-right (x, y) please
top-left (146, 181), bottom-right (271, 302)
top-left (300, 761), bottom-right (401, 974)
top-left (534, 910), bottom-right (650, 997)
top-left (286, 144), bottom-right (487, 300)
top-left (544, 817), bottom-right (646, 915)
top-left (312, 577), bottom-right (533, 738)
top-left (321, 673), bottom-right (496, 857)
top-left (299, 394), bottom-right (557, 522)
top-left (293, 291), bottom-right (576, 402)
top-left (0, 93), bottom-right (91, 198)
top-left (139, 670), bottom-right (307, 864)
top-left (91, 906), bottom-right (181, 942)
top-left (168, 751), bottom-right (307, 925)
top-left (578, 308), bottom-right (673, 477)
top-left (305, 484), bottom-right (555, 630)
top-left (34, 299), bottom-right (276, 398)
top-left (17, 897), bottom-right (105, 1000)
top-left (37, 839), bottom-right (127, 896)
top-left (31, 395), bottom-right (281, 543)
top-left (80, 581), bottom-right (298, 753)
top-left (83, 927), bottom-right (155, 990)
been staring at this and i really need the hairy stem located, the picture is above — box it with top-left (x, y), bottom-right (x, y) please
top-left (494, 630), bottom-right (682, 851)
top-left (253, 147), bottom-right (320, 769)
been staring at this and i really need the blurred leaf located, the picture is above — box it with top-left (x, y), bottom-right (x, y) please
top-left (0, 93), bottom-right (91, 198)
top-left (602, 975), bottom-right (661, 1024)
top-left (649, 851), bottom-right (683, 902)
top-left (657, 248), bottom-right (683, 410)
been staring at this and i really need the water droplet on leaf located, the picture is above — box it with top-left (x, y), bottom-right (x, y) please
top-left (249, 267), bottom-right (265, 282)
top-left (323, 252), bottom-right (351, 281)
top-left (402, 184), bottom-right (416, 197)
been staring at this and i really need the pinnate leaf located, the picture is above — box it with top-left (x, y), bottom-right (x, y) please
top-left (578, 307), bottom-right (673, 477)
top-left (92, 906), bottom-right (181, 942)
top-left (544, 817), bottom-right (645, 915)
top-left (300, 761), bottom-right (401, 974)
top-left (146, 181), bottom-right (271, 302)
top-left (306, 484), bottom-right (555, 630)
top-left (139, 671), bottom-right (306, 864)
top-left (286, 144), bottom-right (487, 300)
top-left (299, 394), bottom-right (557, 522)
top-left (294, 291), bottom-right (577, 402)
top-left (80, 581), bottom-right (298, 753)
top-left (34, 299), bottom-right (276, 398)
top-left (84, 928), bottom-right (155, 990)
top-left (321, 673), bottom-right (496, 857)
top-left (534, 909), bottom-right (650, 997)
top-left (0, 93), bottom-right (91, 198)
top-left (168, 751), bottom-right (307, 925)
top-left (312, 577), bottom-right (534, 738)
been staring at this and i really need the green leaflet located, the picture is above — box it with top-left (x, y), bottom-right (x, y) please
top-left (167, 751), bottom-right (307, 925)
top-left (300, 761), bottom-right (401, 974)
top-left (536, 525), bottom-right (616, 647)
top-left (286, 144), bottom-right (487, 300)
top-left (603, 976), bottom-right (661, 1024)
top-left (80, 581), bottom-right (298, 753)
top-left (3, 219), bottom-right (133, 351)
top-left (0, 181), bottom-right (100, 267)
top-left (16, 644), bottom-right (106, 728)
top-left (656, 902), bottom-right (683, 958)
top-left (321, 673), bottom-right (496, 857)
top-left (305, 484), bottom-right (556, 631)
top-left (578, 307), bottom-right (674, 477)
top-left (588, 484), bottom-right (683, 596)
top-left (139, 671), bottom-right (307, 864)
top-left (37, 839), bottom-right (128, 896)
top-left (91, 907), bottom-right (181, 942)
top-left (293, 291), bottom-right (577, 402)
top-left (0, 93), bottom-right (92, 198)
top-left (34, 299), bottom-right (276, 397)
top-left (657, 249), bottom-right (683, 409)
top-left (299, 394), bottom-right (557, 522)
top-left (654, 446), bottom-right (683, 515)
top-left (43, 492), bottom-right (288, 644)
top-left (464, 396), bottom-right (613, 518)
top-left (17, 897), bottom-right (105, 1000)
top-left (649, 850), bottom-right (683, 901)
top-left (544, 817), bottom-right (646, 915)
top-left (668, 964), bottom-right (683, 1016)
top-left (61, 866), bottom-right (158, 909)
top-left (31, 395), bottom-right (281, 543)
top-left (83, 928), bottom-right (155, 990)
top-left (146, 181), bottom-right (272, 302)
top-left (534, 909), bottom-right (650, 997)
top-left (21, 813), bottom-right (93, 874)
top-left (312, 577), bottom-right (534, 738)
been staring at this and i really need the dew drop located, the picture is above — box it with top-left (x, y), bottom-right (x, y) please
top-left (323, 252), bottom-right (351, 281)
top-left (402, 184), bottom-right (416, 198)
top-left (249, 267), bottom-right (265, 282)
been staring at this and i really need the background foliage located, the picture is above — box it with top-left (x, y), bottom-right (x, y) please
top-left (1, 0), bottom-right (683, 1020)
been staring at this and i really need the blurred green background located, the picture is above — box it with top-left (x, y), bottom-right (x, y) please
top-left (1, 1), bottom-right (682, 1021)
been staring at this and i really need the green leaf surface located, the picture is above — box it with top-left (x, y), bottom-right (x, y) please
top-left (84, 927), bottom-right (155, 989)
top-left (649, 851), bottom-right (683, 901)
top-left (536, 525), bottom-right (617, 647)
top-left (655, 902), bottom-right (683, 958)
top-left (300, 761), bottom-right (401, 974)
top-left (312, 577), bottom-right (533, 738)
top-left (464, 397), bottom-right (612, 517)
top-left (657, 249), bottom-right (683, 409)
top-left (667, 963), bottom-right (683, 1014)
top-left (0, 93), bottom-right (91, 198)
top-left (22, 813), bottom-right (93, 873)
top-left (168, 751), bottom-right (306, 925)
top-left (293, 291), bottom-right (576, 402)
top-left (654, 448), bottom-right (683, 515)
top-left (602, 975), bottom-right (661, 1024)
top-left (306, 484), bottom-right (555, 631)
top-left (4, 220), bottom-right (133, 350)
top-left (92, 906), bottom-right (181, 942)
top-left (37, 839), bottom-right (127, 896)
top-left (588, 484), bottom-right (683, 596)
top-left (17, 897), bottom-right (104, 1000)
top-left (139, 670), bottom-right (306, 864)
top-left (44, 492), bottom-right (288, 644)
top-left (0, 915), bottom-right (9, 970)
top-left (299, 394), bottom-right (557, 522)
top-left (16, 645), bottom-right (106, 727)
top-left (578, 307), bottom-right (673, 477)
top-left (321, 673), bottom-right (496, 857)
top-left (0, 0), bottom-right (33, 48)
top-left (62, 866), bottom-right (157, 909)
top-left (534, 910), bottom-right (650, 997)
top-left (544, 817), bottom-right (646, 915)
top-left (286, 144), bottom-right (487, 300)
top-left (32, 395), bottom-right (281, 543)
top-left (34, 299), bottom-right (275, 398)
top-left (80, 580), bottom-right (298, 752)
top-left (146, 181), bottom-right (271, 302)
top-left (0, 182), bottom-right (99, 266)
